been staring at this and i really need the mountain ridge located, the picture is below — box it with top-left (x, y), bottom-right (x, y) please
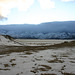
top-left (0, 21), bottom-right (75, 39)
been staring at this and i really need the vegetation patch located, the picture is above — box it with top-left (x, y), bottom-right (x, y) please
top-left (4, 64), bottom-right (10, 67)
top-left (0, 68), bottom-right (10, 71)
top-left (70, 61), bottom-right (75, 63)
top-left (63, 73), bottom-right (75, 75)
top-left (47, 58), bottom-right (64, 63)
top-left (11, 63), bottom-right (16, 67)
top-left (31, 65), bottom-right (52, 74)
top-left (10, 59), bottom-right (16, 62)
top-left (25, 51), bottom-right (33, 55)
top-left (41, 73), bottom-right (56, 75)
top-left (0, 41), bottom-right (75, 54)
top-left (39, 65), bottom-right (52, 70)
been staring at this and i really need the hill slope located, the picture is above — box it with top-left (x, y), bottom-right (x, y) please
top-left (0, 35), bottom-right (23, 46)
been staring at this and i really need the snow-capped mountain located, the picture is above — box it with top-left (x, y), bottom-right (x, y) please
top-left (0, 21), bottom-right (75, 39)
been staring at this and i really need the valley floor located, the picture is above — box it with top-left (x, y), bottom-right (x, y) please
top-left (0, 39), bottom-right (75, 75)
top-left (16, 39), bottom-right (72, 46)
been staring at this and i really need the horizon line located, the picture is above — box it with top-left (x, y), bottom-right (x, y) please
top-left (0, 20), bottom-right (75, 25)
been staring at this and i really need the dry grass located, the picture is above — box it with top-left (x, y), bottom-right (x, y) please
top-left (25, 52), bottom-right (33, 55)
top-left (0, 41), bottom-right (75, 55)
top-left (4, 64), bottom-right (10, 67)
top-left (61, 65), bottom-right (66, 70)
top-left (3, 35), bottom-right (14, 41)
top-left (47, 58), bottom-right (64, 63)
top-left (70, 61), bottom-right (75, 63)
top-left (10, 59), bottom-right (16, 62)
top-left (39, 65), bottom-right (52, 70)
top-left (63, 73), bottom-right (75, 75)
top-left (31, 65), bottom-right (52, 74)
top-left (11, 63), bottom-right (16, 67)
top-left (0, 68), bottom-right (10, 71)
top-left (41, 73), bottom-right (56, 75)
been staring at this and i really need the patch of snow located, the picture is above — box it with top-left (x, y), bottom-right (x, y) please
top-left (0, 35), bottom-right (23, 46)
top-left (0, 47), bottom-right (75, 75)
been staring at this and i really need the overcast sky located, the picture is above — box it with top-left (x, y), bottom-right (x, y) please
top-left (0, 0), bottom-right (75, 24)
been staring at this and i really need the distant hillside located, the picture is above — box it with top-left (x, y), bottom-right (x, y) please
top-left (0, 35), bottom-right (23, 46)
top-left (0, 21), bottom-right (75, 39)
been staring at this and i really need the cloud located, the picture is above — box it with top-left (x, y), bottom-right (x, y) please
top-left (0, 0), bottom-right (55, 20)
top-left (17, 0), bottom-right (34, 11)
top-left (38, 0), bottom-right (55, 9)
top-left (62, 0), bottom-right (75, 2)
top-left (0, 0), bottom-right (34, 20)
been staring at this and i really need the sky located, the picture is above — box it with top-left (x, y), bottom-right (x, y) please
top-left (0, 0), bottom-right (75, 24)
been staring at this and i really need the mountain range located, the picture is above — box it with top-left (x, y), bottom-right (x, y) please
top-left (0, 21), bottom-right (75, 39)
